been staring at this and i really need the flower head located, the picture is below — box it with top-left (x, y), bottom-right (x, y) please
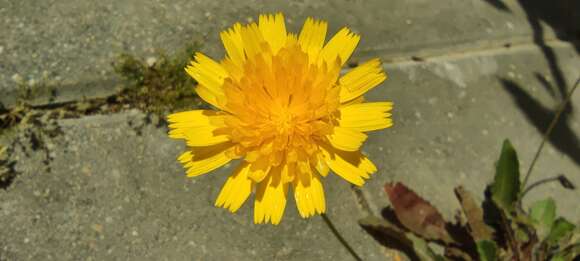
top-left (168, 13), bottom-right (393, 224)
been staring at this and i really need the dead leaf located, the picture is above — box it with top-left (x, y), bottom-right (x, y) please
top-left (454, 186), bottom-right (494, 241)
top-left (358, 215), bottom-right (420, 261)
top-left (384, 182), bottom-right (453, 243)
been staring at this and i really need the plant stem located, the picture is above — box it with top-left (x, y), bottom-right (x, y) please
top-left (520, 175), bottom-right (561, 198)
top-left (499, 211), bottom-right (521, 260)
top-left (521, 77), bottom-right (580, 189)
top-left (321, 213), bottom-right (362, 261)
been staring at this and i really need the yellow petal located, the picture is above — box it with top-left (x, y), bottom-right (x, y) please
top-left (215, 162), bottom-right (253, 212)
top-left (240, 22), bottom-right (264, 60)
top-left (167, 110), bottom-right (230, 146)
top-left (195, 85), bottom-right (224, 109)
top-left (311, 173), bottom-right (326, 214)
top-left (220, 22), bottom-right (246, 66)
top-left (326, 126), bottom-right (367, 151)
top-left (221, 57), bottom-right (243, 82)
top-left (298, 17), bottom-right (327, 63)
top-left (319, 145), bottom-right (377, 186)
top-left (247, 157), bottom-right (272, 183)
top-left (181, 143), bottom-right (234, 177)
top-left (319, 27), bottom-right (360, 66)
top-left (339, 58), bottom-right (387, 103)
top-left (254, 166), bottom-right (288, 225)
top-left (311, 154), bottom-right (329, 177)
top-left (294, 168), bottom-right (326, 218)
top-left (259, 13), bottom-right (287, 54)
top-left (342, 95), bottom-right (365, 106)
top-left (185, 53), bottom-right (228, 108)
top-left (338, 102), bottom-right (393, 132)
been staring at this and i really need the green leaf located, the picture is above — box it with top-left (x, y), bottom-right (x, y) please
top-left (407, 233), bottom-right (447, 261)
top-left (550, 255), bottom-right (565, 261)
top-left (491, 139), bottom-right (520, 212)
top-left (530, 198), bottom-right (556, 238)
top-left (514, 227), bottom-right (530, 242)
top-left (476, 240), bottom-right (498, 261)
top-left (546, 217), bottom-right (576, 245)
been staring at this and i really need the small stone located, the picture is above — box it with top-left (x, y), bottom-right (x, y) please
top-left (506, 22), bottom-right (514, 29)
top-left (132, 230), bottom-right (138, 236)
top-left (0, 46), bottom-right (4, 54)
top-left (508, 72), bottom-right (516, 78)
top-left (92, 224), bottom-right (103, 233)
top-left (405, 19), bottom-right (412, 25)
top-left (11, 74), bottom-right (24, 84)
top-left (27, 78), bottom-right (37, 87)
top-left (145, 57), bottom-right (157, 67)
top-left (414, 111), bottom-right (422, 119)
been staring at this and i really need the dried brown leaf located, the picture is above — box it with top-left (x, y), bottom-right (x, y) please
top-left (454, 186), bottom-right (494, 241)
top-left (384, 182), bottom-right (453, 243)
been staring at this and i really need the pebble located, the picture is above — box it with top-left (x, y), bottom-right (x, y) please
top-left (414, 111), bottom-right (422, 119)
top-left (506, 22), bottom-right (514, 30)
top-left (11, 73), bottom-right (24, 84)
top-left (146, 57), bottom-right (157, 67)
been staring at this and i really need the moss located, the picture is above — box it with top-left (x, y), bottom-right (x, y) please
top-left (112, 42), bottom-right (204, 115)
top-left (0, 42), bottom-right (204, 136)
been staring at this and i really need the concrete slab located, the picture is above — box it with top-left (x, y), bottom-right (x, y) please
top-left (0, 111), bottom-right (390, 261)
top-left (1, 0), bottom-right (574, 108)
top-left (361, 41), bottom-right (580, 223)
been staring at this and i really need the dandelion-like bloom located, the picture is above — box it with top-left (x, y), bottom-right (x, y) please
top-left (168, 13), bottom-right (393, 224)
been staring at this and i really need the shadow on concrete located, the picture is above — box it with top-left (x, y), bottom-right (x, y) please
top-left (481, 0), bottom-right (511, 12)
top-left (483, 0), bottom-right (580, 166)
top-left (501, 79), bottom-right (580, 166)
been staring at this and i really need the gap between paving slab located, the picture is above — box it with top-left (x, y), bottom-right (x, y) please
top-left (359, 41), bottom-right (580, 224)
top-left (2, 0), bottom-right (579, 109)
top-left (0, 111), bottom-right (393, 261)
top-left (1, 26), bottom-right (579, 261)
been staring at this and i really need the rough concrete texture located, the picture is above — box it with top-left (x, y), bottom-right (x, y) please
top-left (1, 0), bottom-right (580, 260)
top-left (362, 42), bottom-right (580, 222)
top-left (0, 111), bottom-right (388, 261)
top-left (2, 0), bottom-right (579, 107)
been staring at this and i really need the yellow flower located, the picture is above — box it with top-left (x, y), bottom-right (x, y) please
top-left (168, 13), bottom-right (393, 224)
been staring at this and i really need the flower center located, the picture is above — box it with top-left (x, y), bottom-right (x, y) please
top-left (272, 106), bottom-right (294, 134)
top-left (222, 44), bottom-right (341, 164)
